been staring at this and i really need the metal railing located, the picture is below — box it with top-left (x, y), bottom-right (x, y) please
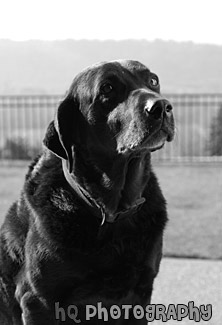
top-left (0, 94), bottom-right (222, 162)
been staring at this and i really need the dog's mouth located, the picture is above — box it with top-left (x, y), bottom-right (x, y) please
top-left (117, 115), bottom-right (175, 154)
top-left (129, 125), bottom-right (174, 153)
top-left (141, 129), bottom-right (168, 151)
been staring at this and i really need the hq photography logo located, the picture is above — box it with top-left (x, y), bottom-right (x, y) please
top-left (55, 301), bottom-right (212, 323)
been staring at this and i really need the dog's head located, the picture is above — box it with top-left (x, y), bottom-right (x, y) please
top-left (44, 60), bottom-right (174, 172)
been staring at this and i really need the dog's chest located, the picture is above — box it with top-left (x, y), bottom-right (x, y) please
top-left (65, 230), bottom-right (153, 305)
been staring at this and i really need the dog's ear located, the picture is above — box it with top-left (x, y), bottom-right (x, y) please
top-left (43, 96), bottom-right (78, 173)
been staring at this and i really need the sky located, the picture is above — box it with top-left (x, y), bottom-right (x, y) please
top-left (0, 0), bottom-right (222, 45)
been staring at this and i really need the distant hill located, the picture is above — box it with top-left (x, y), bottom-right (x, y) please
top-left (0, 39), bottom-right (222, 94)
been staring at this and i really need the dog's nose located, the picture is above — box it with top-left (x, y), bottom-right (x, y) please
top-left (144, 99), bottom-right (173, 120)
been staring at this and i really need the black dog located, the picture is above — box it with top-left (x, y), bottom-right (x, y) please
top-left (0, 60), bottom-right (174, 324)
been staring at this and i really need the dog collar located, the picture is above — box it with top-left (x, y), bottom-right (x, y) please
top-left (62, 160), bottom-right (146, 225)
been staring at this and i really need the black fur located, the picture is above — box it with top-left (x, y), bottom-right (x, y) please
top-left (0, 60), bottom-right (174, 324)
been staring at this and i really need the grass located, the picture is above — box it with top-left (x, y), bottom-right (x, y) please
top-left (154, 163), bottom-right (222, 260)
top-left (0, 162), bottom-right (221, 260)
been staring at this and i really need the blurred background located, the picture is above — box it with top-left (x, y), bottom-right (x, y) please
top-left (0, 0), bottom-right (222, 162)
top-left (0, 0), bottom-right (221, 323)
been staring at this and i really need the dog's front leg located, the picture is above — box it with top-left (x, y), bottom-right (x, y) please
top-left (20, 291), bottom-right (57, 325)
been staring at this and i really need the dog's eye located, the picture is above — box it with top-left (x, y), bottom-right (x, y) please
top-left (101, 83), bottom-right (114, 95)
top-left (149, 75), bottom-right (159, 88)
